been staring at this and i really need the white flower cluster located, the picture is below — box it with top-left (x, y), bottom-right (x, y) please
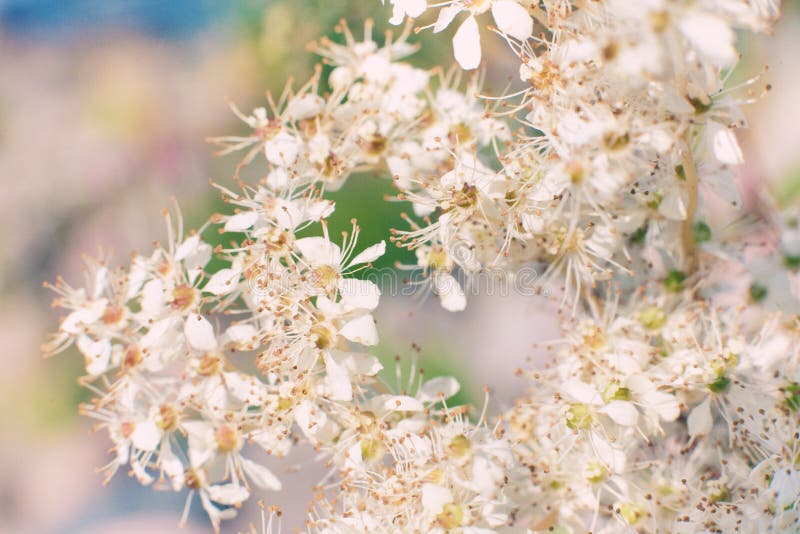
top-left (44, 1), bottom-right (800, 532)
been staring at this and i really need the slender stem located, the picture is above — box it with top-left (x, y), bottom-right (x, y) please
top-left (680, 146), bottom-right (699, 273)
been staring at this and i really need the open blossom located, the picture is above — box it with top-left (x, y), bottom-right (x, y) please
top-left (42, 2), bottom-right (799, 533)
top-left (427, 0), bottom-right (533, 69)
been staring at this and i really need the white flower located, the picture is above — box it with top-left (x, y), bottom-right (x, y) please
top-left (386, 0), bottom-right (427, 25)
top-left (433, 1), bottom-right (531, 70)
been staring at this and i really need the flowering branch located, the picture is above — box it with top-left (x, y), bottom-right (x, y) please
top-left (681, 145), bottom-right (700, 273)
top-left (43, 1), bottom-right (800, 532)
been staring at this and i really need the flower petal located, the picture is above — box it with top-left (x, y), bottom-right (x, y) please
top-left (349, 241), bottom-right (386, 266)
top-left (224, 211), bottom-right (259, 232)
top-left (383, 395), bottom-right (425, 412)
top-left (453, 15), bottom-right (481, 70)
top-left (130, 421), bottom-right (161, 451)
top-left (295, 236), bottom-right (342, 267)
top-left (599, 400), bottom-right (638, 427)
top-left (241, 457), bottom-right (282, 491)
top-left (491, 1), bottom-right (532, 40)
top-left (207, 483), bottom-right (250, 506)
top-left (323, 352), bottom-right (353, 402)
top-left (184, 314), bottom-right (217, 352)
top-left (710, 121), bottom-right (744, 165)
top-left (687, 397), bottom-right (713, 438)
top-left (419, 376), bottom-right (461, 402)
top-left (433, 273), bottom-right (466, 312)
top-left (338, 278), bottom-right (381, 310)
top-left (434, 5), bottom-right (462, 33)
top-left (339, 314), bottom-right (379, 346)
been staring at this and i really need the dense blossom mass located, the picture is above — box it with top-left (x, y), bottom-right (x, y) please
top-left (43, 0), bottom-right (800, 532)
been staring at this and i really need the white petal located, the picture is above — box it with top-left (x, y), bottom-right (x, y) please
top-left (241, 457), bottom-right (282, 491)
top-left (223, 324), bottom-right (257, 347)
top-left (679, 13), bottom-right (736, 67)
top-left (175, 235), bottom-right (200, 261)
top-left (339, 351), bottom-right (383, 376)
top-left (687, 397), bottom-right (713, 438)
top-left (60, 300), bottom-right (106, 334)
top-left (434, 5), bottom-right (462, 32)
top-left (390, 0), bottom-right (427, 24)
top-left (710, 121), bottom-right (744, 165)
top-left (184, 314), bottom-right (217, 352)
top-left (77, 335), bottom-right (112, 376)
top-left (645, 390), bottom-right (681, 422)
top-left (599, 400), bottom-right (638, 427)
top-left (433, 273), bottom-right (466, 312)
top-left (285, 93), bottom-right (325, 121)
top-left (562, 380), bottom-right (602, 404)
top-left (140, 279), bottom-right (165, 317)
top-left (422, 483), bottom-right (453, 514)
top-left (658, 189), bottom-right (687, 221)
top-left (160, 443), bottom-right (184, 491)
top-left (130, 421), bottom-right (161, 451)
top-left (349, 241), bottom-right (386, 266)
top-left (224, 211), bottom-right (259, 232)
top-left (304, 200), bottom-right (335, 222)
top-left (184, 242), bottom-right (212, 276)
top-left (592, 435), bottom-right (626, 473)
top-left (383, 395), bottom-right (425, 412)
top-left (294, 236), bottom-right (342, 267)
top-left (141, 316), bottom-right (180, 349)
top-left (323, 352), bottom-right (353, 402)
top-left (200, 492), bottom-right (236, 533)
top-left (491, 1), bottom-right (532, 40)
top-left (403, 0), bottom-right (426, 18)
top-left (453, 15), bottom-right (481, 70)
top-left (264, 131), bottom-right (301, 166)
top-left (339, 314), bottom-right (379, 346)
top-left (207, 483), bottom-right (250, 506)
top-left (184, 421), bottom-right (214, 467)
top-left (471, 455), bottom-right (504, 497)
top-left (203, 267), bottom-right (242, 296)
top-left (418, 376), bottom-right (461, 402)
top-left (771, 468), bottom-right (800, 509)
top-left (338, 278), bottom-right (381, 310)
top-left (224, 372), bottom-right (267, 406)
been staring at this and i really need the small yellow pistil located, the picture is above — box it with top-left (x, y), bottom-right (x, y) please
top-left (171, 284), bottom-right (196, 312)
top-left (436, 502), bottom-right (465, 529)
top-left (619, 502), bottom-right (646, 525)
top-left (123, 343), bottom-right (143, 368)
top-left (448, 434), bottom-right (472, 459)
top-left (428, 248), bottom-right (452, 272)
top-left (650, 10), bottom-right (669, 32)
top-left (639, 306), bottom-right (667, 330)
top-left (363, 134), bottom-right (387, 156)
top-left (566, 403), bottom-right (593, 430)
top-left (215, 425), bottom-right (242, 453)
top-left (448, 122), bottom-right (473, 144)
top-left (120, 421), bottom-right (135, 439)
top-left (184, 466), bottom-right (208, 490)
top-left (310, 324), bottom-right (334, 350)
top-left (567, 160), bottom-right (584, 184)
top-left (310, 265), bottom-right (339, 293)
top-left (585, 461), bottom-right (608, 483)
top-left (197, 353), bottom-right (222, 376)
top-left (157, 404), bottom-right (181, 432)
top-left (102, 303), bottom-right (124, 325)
top-left (360, 437), bottom-right (382, 461)
top-left (580, 322), bottom-right (606, 350)
top-left (451, 183), bottom-right (478, 210)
